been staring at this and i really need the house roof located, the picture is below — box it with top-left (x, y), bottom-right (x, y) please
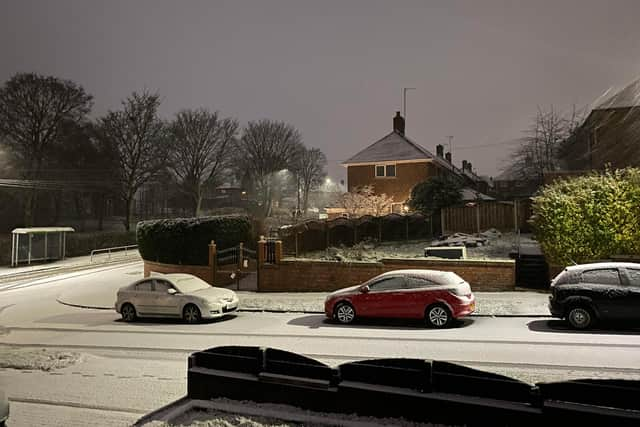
top-left (343, 131), bottom-right (456, 172)
top-left (461, 188), bottom-right (495, 201)
top-left (595, 77), bottom-right (640, 110)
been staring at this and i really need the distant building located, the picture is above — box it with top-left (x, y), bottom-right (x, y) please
top-left (342, 112), bottom-right (489, 213)
top-left (559, 78), bottom-right (640, 171)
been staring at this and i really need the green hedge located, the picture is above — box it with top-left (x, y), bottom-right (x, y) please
top-left (136, 215), bottom-right (252, 266)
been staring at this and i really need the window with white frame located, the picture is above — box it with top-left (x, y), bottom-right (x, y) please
top-left (375, 164), bottom-right (396, 177)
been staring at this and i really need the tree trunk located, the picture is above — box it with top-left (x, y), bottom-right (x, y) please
top-left (123, 194), bottom-right (133, 232)
top-left (97, 193), bottom-right (105, 231)
top-left (23, 190), bottom-right (37, 227)
top-left (194, 193), bottom-right (202, 217)
top-left (302, 183), bottom-right (310, 213)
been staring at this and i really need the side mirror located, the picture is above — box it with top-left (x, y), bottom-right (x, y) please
top-left (167, 288), bottom-right (177, 295)
top-left (360, 285), bottom-right (370, 294)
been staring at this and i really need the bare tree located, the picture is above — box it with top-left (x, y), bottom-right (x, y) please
top-left (235, 120), bottom-right (303, 217)
top-left (509, 105), bottom-right (585, 182)
top-left (292, 147), bottom-right (327, 213)
top-left (168, 109), bottom-right (238, 216)
top-left (98, 91), bottom-right (168, 231)
top-left (0, 73), bottom-right (93, 225)
top-left (340, 185), bottom-right (393, 217)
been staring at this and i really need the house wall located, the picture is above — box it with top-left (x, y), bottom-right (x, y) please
top-left (347, 161), bottom-right (437, 203)
top-left (562, 107), bottom-right (640, 171)
top-left (258, 257), bottom-right (514, 292)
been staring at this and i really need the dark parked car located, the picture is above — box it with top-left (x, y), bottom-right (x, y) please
top-left (548, 262), bottom-right (640, 329)
top-left (324, 269), bottom-right (475, 328)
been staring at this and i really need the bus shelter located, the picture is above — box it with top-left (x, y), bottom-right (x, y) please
top-left (11, 227), bottom-right (75, 267)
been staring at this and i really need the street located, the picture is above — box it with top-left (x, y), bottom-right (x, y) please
top-left (2, 263), bottom-right (640, 426)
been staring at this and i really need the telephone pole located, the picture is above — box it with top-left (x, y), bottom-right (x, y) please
top-left (446, 135), bottom-right (454, 154)
top-left (402, 87), bottom-right (416, 119)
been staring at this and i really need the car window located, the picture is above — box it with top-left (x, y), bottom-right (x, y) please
top-left (625, 268), bottom-right (640, 286)
top-left (154, 280), bottom-right (173, 293)
top-left (405, 276), bottom-right (437, 289)
top-left (369, 276), bottom-right (405, 291)
top-left (580, 269), bottom-right (621, 286)
top-left (135, 280), bottom-right (153, 291)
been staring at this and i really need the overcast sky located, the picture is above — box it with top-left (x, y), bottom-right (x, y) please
top-left (2, 0), bottom-right (640, 182)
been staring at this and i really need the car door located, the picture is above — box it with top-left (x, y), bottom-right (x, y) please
top-left (133, 279), bottom-right (156, 315)
top-left (363, 276), bottom-right (406, 318)
top-left (153, 279), bottom-right (181, 316)
top-left (621, 267), bottom-right (640, 320)
top-left (579, 268), bottom-right (627, 319)
top-left (403, 276), bottom-right (435, 318)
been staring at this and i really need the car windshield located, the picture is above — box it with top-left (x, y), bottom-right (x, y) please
top-left (171, 276), bottom-right (210, 293)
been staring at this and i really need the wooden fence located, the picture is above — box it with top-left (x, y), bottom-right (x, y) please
top-left (441, 200), bottom-right (532, 234)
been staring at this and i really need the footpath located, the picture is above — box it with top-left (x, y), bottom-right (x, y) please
top-left (4, 253), bottom-right (550, 316)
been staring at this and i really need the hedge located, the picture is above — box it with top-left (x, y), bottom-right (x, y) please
top-left (136, 215), bottom-right (252, 266)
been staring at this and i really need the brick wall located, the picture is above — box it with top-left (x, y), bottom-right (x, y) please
top-left (144, 260), bottom-right (214, 284)
top-left (258, 257), bottom-right (514, 292)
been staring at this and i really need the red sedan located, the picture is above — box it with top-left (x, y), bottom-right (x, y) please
top-left (324, 269), bottom-right (475, 328)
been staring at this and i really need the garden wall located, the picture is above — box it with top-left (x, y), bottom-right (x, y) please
top-left (258, 257), bottom-right (515, 292)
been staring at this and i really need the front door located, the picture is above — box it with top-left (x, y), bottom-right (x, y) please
top-left (152, 279), bottom-right (181, 316)
top-left (363, 276), bottom-right (406, 317)
top-left (580, 268), bottom-right (628, 319)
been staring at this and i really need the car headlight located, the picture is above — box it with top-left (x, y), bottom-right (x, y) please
top-left (219, 297), bottom-right (234, 304)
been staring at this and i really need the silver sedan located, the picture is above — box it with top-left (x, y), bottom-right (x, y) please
top-left (115, 273), bottom-right (239, 323)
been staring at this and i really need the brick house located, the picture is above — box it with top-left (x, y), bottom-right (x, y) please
top-left (559, 78), bottom-right (640, 171)
top-left (342, 112), bottom-right (488, 213)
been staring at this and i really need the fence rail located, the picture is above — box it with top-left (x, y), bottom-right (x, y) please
top-left (90, 244), bottom-right (138, 263)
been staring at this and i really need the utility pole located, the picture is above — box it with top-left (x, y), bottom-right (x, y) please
top-left (446, 135), bottom-right (454, 154)
top-left (402, 87), bottom-right (416, 120)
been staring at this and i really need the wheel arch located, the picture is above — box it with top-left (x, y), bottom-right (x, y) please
top-left (562, 296), bottom-right (600, 319)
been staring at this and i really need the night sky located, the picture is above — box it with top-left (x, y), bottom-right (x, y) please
top-left (2, 0), bottom-right (640, 182)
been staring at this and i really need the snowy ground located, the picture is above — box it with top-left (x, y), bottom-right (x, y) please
top-left (299, 232), bottom-right (537, 262)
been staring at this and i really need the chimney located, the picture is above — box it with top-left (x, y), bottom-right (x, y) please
top-left (467, 162), bottom-right (472, 172)
top-left (462, 160), bottom-right (468, 171)
top-left (436, 144), bottom-right (444, 157)
top-left (445, 152), bottom-right (452, 163)
top-left (393, 111), bottom-right (405, 135)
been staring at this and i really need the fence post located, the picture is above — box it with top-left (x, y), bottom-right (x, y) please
top-left (208, 240), bottom-right (217, 285)
top-left (275, 240), bottom-right (283, 264)
top-left (258, 238), bottom-right (266, 265)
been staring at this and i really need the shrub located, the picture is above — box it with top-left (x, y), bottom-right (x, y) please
top-left (136, 215), bottom-right (252, 266)
top-left (531, 168), bottom-right (640, 265)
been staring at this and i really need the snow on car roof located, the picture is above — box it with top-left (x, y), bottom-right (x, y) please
top-left (565, 262), bottom-right (640, 272)
top-left (379, 269), bottom-right (463, 283)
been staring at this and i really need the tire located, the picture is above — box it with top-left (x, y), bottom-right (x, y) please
top-left (566, 306), bottom-right (593, 330)
top-left (426, 304), bottom-right (452, 328)
top-left (120, 303), bottom-right (137, 322)
top-left (183, 304), bottom-right (202, 324)
top-left (334, 302), bottom-right (356, 324)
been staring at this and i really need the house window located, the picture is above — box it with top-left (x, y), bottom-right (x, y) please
top-left (375, 164), bottom-right (396, 178)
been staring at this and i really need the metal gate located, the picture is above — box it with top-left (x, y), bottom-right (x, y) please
top-left (216, 243), bottom-right (257, 290)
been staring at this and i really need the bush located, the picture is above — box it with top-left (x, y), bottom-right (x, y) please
top-left (531, 168), bottom-right (640, 265)
top-left (136, 215), bottom-right (253, 266)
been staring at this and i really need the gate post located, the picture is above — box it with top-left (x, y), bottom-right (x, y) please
top-left (208, 240), bottom-right (217, 284)
top-left (275, 240), bottom-right (283, 264)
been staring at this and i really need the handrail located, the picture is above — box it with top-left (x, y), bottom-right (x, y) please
top-left (90, 244), bottom-right (138, 263)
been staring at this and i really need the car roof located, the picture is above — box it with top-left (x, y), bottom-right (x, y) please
top-left (377, 269), bottom-right (460, 281)
top-left (564, 262), bottom-right (640, 272)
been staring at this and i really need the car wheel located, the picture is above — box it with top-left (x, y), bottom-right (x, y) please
top-left (566, 306), bottom-right (593, 330)
top-left (121, 303), bottom-right (137, 322)
top-left (334, 302), bottom-right (356, 324)
top-left (426, 304), bottom-right (452, 328)
top-left (183, 304), bottom-right (202, 324)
